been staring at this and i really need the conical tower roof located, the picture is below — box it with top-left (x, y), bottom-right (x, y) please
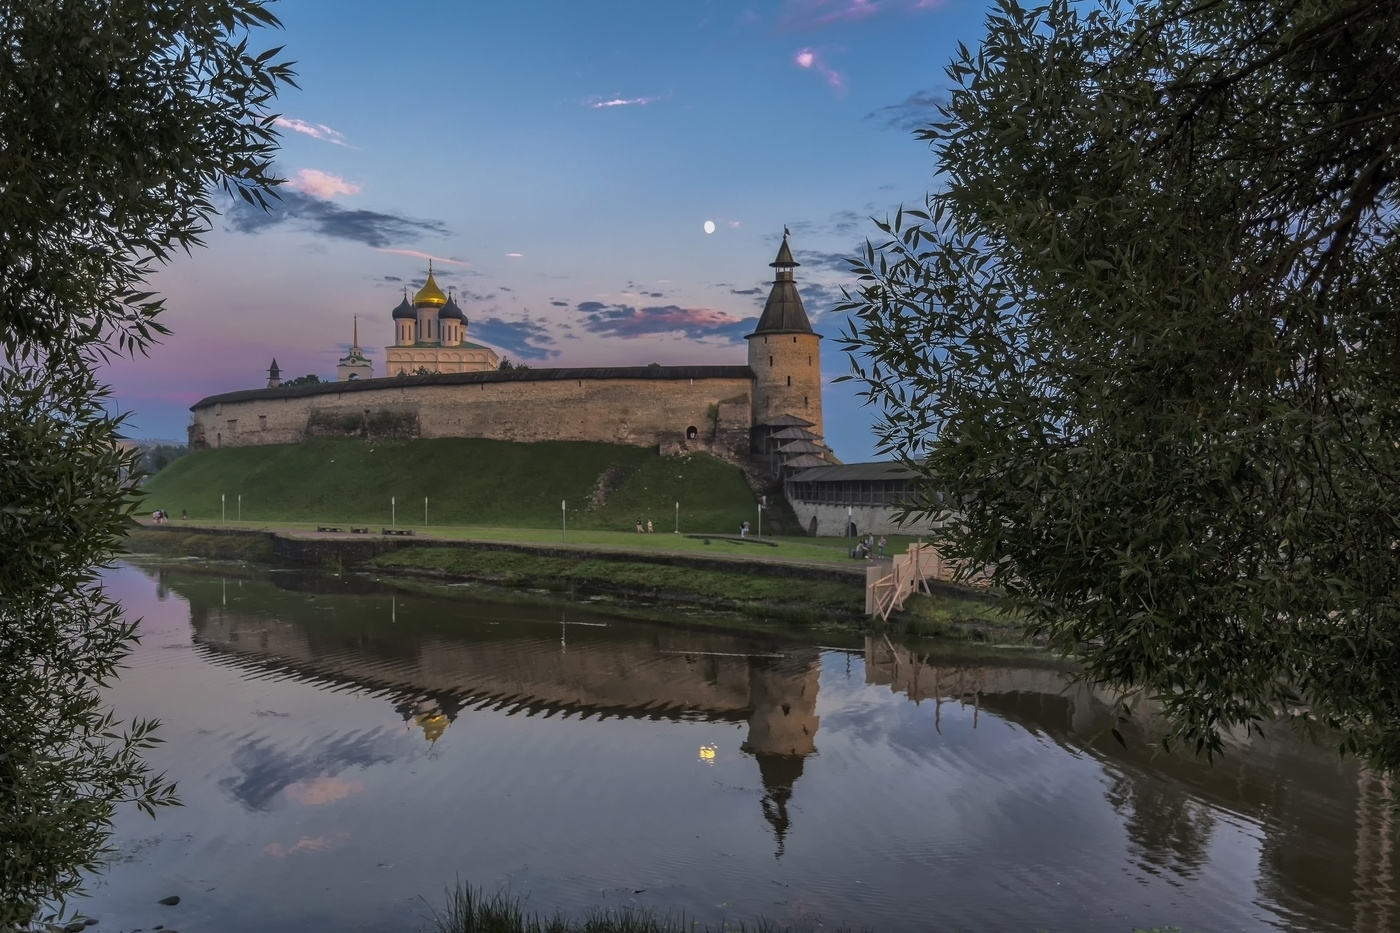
top-left (748, 233), bottom-right (815, 337)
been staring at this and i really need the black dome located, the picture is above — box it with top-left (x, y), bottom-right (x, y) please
top-left (438, 295), bottom-right (466, 322)
top-left (391, 295), bottom-right (415, 320)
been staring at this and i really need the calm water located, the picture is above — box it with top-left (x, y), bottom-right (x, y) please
top-left (83, 562), bottom-right (1396, 933)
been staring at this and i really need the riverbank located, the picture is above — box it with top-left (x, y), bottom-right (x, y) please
top-left (427, 885), bottom-right (1187, 933)
top-left (123, 525), bottom-right (1021, 640)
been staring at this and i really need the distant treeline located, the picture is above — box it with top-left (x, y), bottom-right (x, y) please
top-left (133, 443), bottom-right (189, 479)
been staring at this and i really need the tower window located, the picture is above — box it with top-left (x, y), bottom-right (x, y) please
top-left (793, 336), bottom-right (797, 343)
top-left (786, 376), bottom-right (791, 386)
top-left (808, 355), bottom-right (812, 366)
top-left (804, 396), bottom-right (809, 407)
top-left (769, 356), bottom-right (773, 366)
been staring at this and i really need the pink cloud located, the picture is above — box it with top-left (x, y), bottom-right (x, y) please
top-left (781, 0), bottom-right (941, 29)
top-left (585, 95), bottom-right (660, 109)
top-left (263, 832), bottom-right (351, 858)
top-left (288, 169), bottom-right (360, 199)
top-left (373, 248), bottom-right (468, 265)
top-left (284, 777), bottom-right (364, 806)
top-left (274, 117), bottom-right (351, 146)
top-left (793, 48), bottom-right (846, 94)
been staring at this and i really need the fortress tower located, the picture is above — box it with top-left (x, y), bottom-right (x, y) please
top-left (746, 232), bottom-right (824, 440)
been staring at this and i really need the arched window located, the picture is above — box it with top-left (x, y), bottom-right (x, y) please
top-left (686, 425), bottom-right (698, 439)
top-left (348, 373), bottom-right (359, 381)
top-left (786, 375), bottom-right (791, 386)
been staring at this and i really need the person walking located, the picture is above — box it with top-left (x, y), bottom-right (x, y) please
top-left (878, 536), bottom-right (887, 558)
top-left (646, 520), bottom-right (653, 533)
top-left (740, 521), bottom-right (749, 538)
top-left (636, 518), bottom-right (644, 533)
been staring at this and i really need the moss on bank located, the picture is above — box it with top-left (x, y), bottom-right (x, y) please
top-left (365, 546), bottom-right (867, 620)
top-left (122, 527), bottom-right (1020, 641)
top-left (123, 527), bottom-right (274, 562)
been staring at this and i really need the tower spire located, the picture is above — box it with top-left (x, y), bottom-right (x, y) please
top-left (352, 314), bottom-right (359, 351)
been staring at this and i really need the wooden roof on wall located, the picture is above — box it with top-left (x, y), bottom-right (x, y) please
top-left (191, 365), bottom-right (756, 410)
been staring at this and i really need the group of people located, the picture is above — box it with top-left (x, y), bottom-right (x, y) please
top-left (853, 534), bottom-right (886, 560)
top-left (635, 518), bottom-right (654, 533)
top-left (150, 509), bottom-right (186, 524)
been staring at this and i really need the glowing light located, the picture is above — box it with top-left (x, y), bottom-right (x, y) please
top-left (699, 743), bottom-right (718, 764)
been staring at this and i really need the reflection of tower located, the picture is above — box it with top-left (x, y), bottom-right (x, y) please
top-left (1353, 770), bottom-right (1395, 933)
top-left (393, 693), bottom-right (464, 748)
top-left (741, 650), bottom-right (821, 858)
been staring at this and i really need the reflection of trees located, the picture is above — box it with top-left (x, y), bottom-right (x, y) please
top-left (1102, 767), bottom-right (1215, 878)
top-left (867, 637), bottom-right (1398, 930)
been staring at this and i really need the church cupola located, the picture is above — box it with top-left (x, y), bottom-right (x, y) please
top-left (438, 291), bottom-right (466, 347)
top-left (745, 229), bottom-right (824, 443)
top-left (415, 261), bottom-right (447, 344)
top-left (266, 358), bottom-right (281, 388)
top-left (392, 288), bottom-right (416, 346)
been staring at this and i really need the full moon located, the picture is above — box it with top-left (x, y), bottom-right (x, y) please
top-left (703, 220), bottom-right (716, 234)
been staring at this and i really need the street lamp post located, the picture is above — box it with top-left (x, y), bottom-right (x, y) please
top-left (846, 505), bottom-right (853, 557)
top-left (237, 494), bottom-right (241, 522)
top-left (561, 499), bottom-right (567, 543)
top-left (424, 496), bottom-right (429, 527)
top-left (221, 493), bottom-right (225, 525)
top-left (391, 496), bottom-right (396, 531)
top-left (674, 501), bottom-right (679, 534)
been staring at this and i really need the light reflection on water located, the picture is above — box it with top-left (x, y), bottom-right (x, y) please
top-left (87, 562), bottom-right (1396, 933)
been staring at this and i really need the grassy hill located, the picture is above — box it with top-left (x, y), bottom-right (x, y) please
top-left (139, 438), bottom-right (761, 532)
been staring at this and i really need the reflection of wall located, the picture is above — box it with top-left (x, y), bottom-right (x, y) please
top-left (188, 594), bottom-right (825, 857)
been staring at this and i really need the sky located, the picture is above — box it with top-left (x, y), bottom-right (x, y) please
top-left (103, 0), bottom-right (992, 462)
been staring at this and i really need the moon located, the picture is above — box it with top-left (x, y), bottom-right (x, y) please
top-left (703, 220), bottom-right (716, 235)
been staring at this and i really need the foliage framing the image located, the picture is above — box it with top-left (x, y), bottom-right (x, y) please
top-left (0, 0), bottom-right (292, 923)
top-left (840, 0), bottom-right (1400, 769)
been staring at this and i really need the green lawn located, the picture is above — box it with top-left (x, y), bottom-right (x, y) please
top-left (141, 438), bottom-right (762, 532)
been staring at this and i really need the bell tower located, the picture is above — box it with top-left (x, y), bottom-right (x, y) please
top-left (745, 231), bottom-right (824, 438)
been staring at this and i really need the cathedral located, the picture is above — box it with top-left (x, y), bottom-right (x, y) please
top-left (382, 262), bottom-right (499, 376)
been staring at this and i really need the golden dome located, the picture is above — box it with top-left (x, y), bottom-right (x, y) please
top-left (414, 266), bottom-right (447, 308)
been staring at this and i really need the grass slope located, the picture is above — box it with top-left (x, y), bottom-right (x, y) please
top-left (141, 438), bottom-right (759, 532)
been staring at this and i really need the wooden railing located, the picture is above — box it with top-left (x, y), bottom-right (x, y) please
top-left (865, 542), bottom-right (988, 620)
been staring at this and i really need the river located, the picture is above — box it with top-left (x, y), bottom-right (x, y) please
top-left (81, 561), bottom-right (1394, 932)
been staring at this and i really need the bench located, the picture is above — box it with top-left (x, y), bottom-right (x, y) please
top-left (316, 526), bottom-right (343, 533)
top-left (382, 528), bottom-right (415, 536)
top-left (350, 526), bottom-right (370, 534)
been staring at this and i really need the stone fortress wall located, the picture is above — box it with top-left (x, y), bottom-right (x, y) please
top-left (189, 366), bottom-right (757, 459)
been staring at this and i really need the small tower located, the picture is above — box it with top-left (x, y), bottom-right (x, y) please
top-left (391, 288), bottom-right (416, 346)
top-left (746, 231), bottom-right (824, 439)
top-left (336, 315), bottom-right (374, 382)
top-left (266, 358), bottom-right (281, 388)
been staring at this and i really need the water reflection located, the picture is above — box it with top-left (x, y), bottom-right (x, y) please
top-left (98, 563), bottom-right (1400, 933)
top-left (182, 568), bottom-right (826, 860)
top-left (863, 636), bottom-right (1399, 932)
